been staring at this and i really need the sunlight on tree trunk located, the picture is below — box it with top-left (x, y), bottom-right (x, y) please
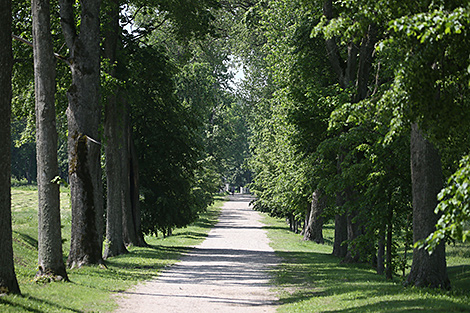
top-left (33, 0), bottom-right (68, 281)
top-left (59, 0), bottom-right (104, 268)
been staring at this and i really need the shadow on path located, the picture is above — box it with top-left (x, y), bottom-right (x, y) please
top-left (115, 192), bottom-right (279, 312)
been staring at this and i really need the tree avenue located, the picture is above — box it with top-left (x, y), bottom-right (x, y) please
top-left (4, 0), bottom-right (470, 304)
top-left (240, 0), bottom-right (470, 290)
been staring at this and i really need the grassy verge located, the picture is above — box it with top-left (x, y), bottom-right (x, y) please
top-left (2, 186), bottom-right (224, 312)
top-left (262, 214), bottom-right (470, 313)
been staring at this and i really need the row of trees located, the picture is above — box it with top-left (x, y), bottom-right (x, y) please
top-left (3, 0), bottom-right (469, 296)
top-left (1, 0), bottom-right (251, 294)
top-left (240, 0), bottom-right (470, 290)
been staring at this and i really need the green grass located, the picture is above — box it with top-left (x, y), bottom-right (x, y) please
top-left (2, 186), bottom-right (224, 312)
top-left (262, 214), bottom-right (470, 313)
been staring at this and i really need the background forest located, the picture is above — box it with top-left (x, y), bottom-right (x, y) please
top-left (1, 0), bottom-right (470, 309)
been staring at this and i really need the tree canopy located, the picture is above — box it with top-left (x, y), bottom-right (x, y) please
top-left (6, 0), bottom-right (470, 295)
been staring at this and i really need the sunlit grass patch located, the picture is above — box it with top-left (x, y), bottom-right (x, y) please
top-left (262, 214), bottom-right (470, 313)
top-left (2, 187), bottom-right (223, 313)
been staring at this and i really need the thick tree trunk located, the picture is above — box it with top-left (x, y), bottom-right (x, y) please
top-left (303, 190), bottom-right (324, 243)
top-left (103, 0), bottom-right (128, 259)
top-left (59, 0), bottom-right (104, 268)
top-left (32, 0), bottom-right (68, 280)
top-left (0, 0), bottom-right (21, 294)
top-left (406, 123), bottom-right (450, 289)
top-left (103, 89), bottom-right (128, 258)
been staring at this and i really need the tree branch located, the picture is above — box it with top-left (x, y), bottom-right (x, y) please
top-left (322, 0), bottom-right (347, 87)
top-left (355, 23), bottom-right (378, 102)
top-left (58, 0), bottom-right (77, 52)
top-left (12, 34), bottom-right (70, 64)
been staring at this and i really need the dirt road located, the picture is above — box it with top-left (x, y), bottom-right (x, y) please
top-left (114, 195), bottom-right (279, 312)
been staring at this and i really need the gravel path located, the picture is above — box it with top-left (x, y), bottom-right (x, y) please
top-left (114, 195), bottom-right (279, 312)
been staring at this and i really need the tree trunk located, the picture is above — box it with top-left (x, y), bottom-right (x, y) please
top-left (343, 208), bottom-right (364, 263)
top-left (342, 23), bottom-right (377, 264)
top-left (323, 0), bottom-right (358, 89)
top-left (377, 232), bottom-right (385, 275)
top-left (131, 133), bottom-right (147, 246)
top-left (354, 23), bottom-right (377, 102)
top-left (59, 0), bottom-right (104, 268)
top-left (122, 122), bottom-right (138, 246)
top-left (33, 0), bottom-right (68, 280)
top-left (385, 214), bottom-right (393, 280)
top-left (103, 89), bottom-right (128, 258)
top-left (102, 0), bottom-right (128, 259)
top-left (333, 155), bottom-right (348, 258)
top-left (332, 213), bottom-right (348, 258)
top-left (323, 0), bottom-right (378, 263)
top-left (406, 123), bottom-right (450, 289)
top-left (0, 0), bottom-right (21, 293)
top-left (123, 128), bottom-right (147, 246)
top-left (300, 201), bottom-right (310, 236)
top-left (303, 190), bottom-right (324, 243)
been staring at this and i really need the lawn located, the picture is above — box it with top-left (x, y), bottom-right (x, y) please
top-left (2, 186), bottom-right (223, 312)
top-left (262, 214), bottom-right (470, 313)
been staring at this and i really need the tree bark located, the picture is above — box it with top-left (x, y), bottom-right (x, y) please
top-left (323, 0), bottom-right (353, 88)
top-left (303, 190), bottom-right (324, 243)
top-left (333, 213), bottom-right (348, 258)
top-left (385, 214), bottom-right (393, 280)
top-left (126, 133), bottom-right (147, 246)
top-left (354, 23), bottom-right (377, 102)
top-left (0, 0), bottom-right (21, 294)
top-left (406, 123), bottom-right (450, 289)
top-left (103, 0), bottom-right (128, 259)
top-left (342, 208), bottom-right (365, 263)
top-left (32, 0), bottom-right (68, 279)
top-left (300, 202), bottom-right (309, 236)
top-left (377, 232), bottom-right (385, 275)
top-left (59, 0), bottom-right (104, 268)
top-left (104, 92), bottom-right (128, 258)
top-left (333, 154), bottom-right (348, 258)
top-left (123, 121), bottom-right (139, 246)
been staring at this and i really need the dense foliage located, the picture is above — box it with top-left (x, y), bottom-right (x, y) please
top-left (11, 0), bottom-right (250, 237)
top-left (235, 0), bottom-right (470, 285)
